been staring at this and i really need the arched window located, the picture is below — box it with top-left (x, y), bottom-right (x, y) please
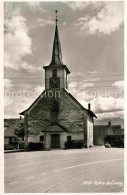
top-left (51, 100), bottom-right (59, 112)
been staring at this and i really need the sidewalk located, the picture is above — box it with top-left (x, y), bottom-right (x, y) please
top-left (4, 149), bottom-right (25, 153)
top-left (4, 146), bottom-right (123, 154)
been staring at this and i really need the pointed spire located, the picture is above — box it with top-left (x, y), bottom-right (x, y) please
top-left (50, 10), bottom-right (63, 65)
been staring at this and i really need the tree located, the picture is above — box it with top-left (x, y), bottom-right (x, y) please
top-left (15, 119), bottom-right (24, 140)
top-left (14, 137), bottom-right (23, 150)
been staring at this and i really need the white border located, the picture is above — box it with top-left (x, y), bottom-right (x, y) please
top-left (1, 1), bottom-right (126, 195)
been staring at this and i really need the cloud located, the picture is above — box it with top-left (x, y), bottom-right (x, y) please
top-left (78, 99), bottom-right (88, 108)
top-left (90, 96), bottom-right (124, 114)
top-left (35, 86), bottom-right (45, 94)
top-left (4, 84), bottom-right (45, 118)
top-left (112, 80), bottom-right (124, 90)
top-left (20, 62), bottom-right (42, 72)
top-left (69, 80), bottom-right (94, 90)
top-left (112, 80), bottom-right (124, 97)
top-left (96, 111), bottom-right (124, 120)
top-left (30, 18), bottom-right (54, 29)
top-left (28, 2), bottom-right (40, 7)
top-left (28, 2), bottom-right (45, 12)
top-left (79, 82), bottom-right (94, 88)
top-left (67, 2), bottom-right (89, 10)
top-left (4, 79), bottom-right (13, 88)
top-left (76, 2), bottom-right (124, 35)
top-left (4, 9), bottom-right (34, 71)
top-left (69, 82), bottom-right (78, 88)
top-left (67, 1), bottom-right (105, 11)
top-left (62, 22), bottom-right (66, 26)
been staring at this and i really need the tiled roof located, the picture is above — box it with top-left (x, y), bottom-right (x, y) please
top-left (4, 118), bottom-right (21, 137)
top-left (50, 24), bottom-right (63, 65)
top-left (4, 126), bottom-right (16, 137)
top-left (4, 119), bottom-right (20, 126)
top-left (41, 123), bottom-right (68, 132)
top-left (20, 89), bottom-right (97, 119)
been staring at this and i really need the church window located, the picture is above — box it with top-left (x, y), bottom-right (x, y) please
top-left (51, 100), bottom-right (59, 112)
top-left (40, 136), bottom-right (44, 142)
top-left (52, 69), bottom-right (57, 77)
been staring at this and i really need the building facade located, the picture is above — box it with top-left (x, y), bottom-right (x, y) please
top-left (20, 16), bottom-right (97, 149)
top-left (4, 119), bottom-right (19, 149)
top-left (93, 121), bottom-right (123, 146)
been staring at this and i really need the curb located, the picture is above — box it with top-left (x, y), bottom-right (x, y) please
top-left (4, 149), bottom-right (25, 153)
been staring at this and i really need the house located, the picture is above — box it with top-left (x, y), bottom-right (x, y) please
top-left (93, 121), bottom-right (123, 146)
top-left (4, 126), bottom-right (16, 145)
top-left (4, 119), bottom-right (20, 150)
top-left (20, 14), bottom-right (97, 150)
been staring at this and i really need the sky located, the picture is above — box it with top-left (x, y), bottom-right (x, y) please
top-left (4, 1), bottom-right (124, 121)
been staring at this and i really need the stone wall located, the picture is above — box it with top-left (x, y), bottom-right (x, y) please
top-left (58, 91), bottom-right (85, 133)
top-left (27, 90), bottom-right (87, 136)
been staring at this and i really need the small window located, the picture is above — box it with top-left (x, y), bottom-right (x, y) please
top-left (52, 69), bottom-right (57, 77)
top-left (40, 136), bottom-right (44, 142)
top-left (67, 136), bottom-right (71, 142)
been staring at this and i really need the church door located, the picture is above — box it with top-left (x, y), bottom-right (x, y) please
top-left (51, 134), bottom-right (60, 148)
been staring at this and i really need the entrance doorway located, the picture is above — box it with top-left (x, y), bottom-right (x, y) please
top-left (51, 134), bottom-right (60, 148)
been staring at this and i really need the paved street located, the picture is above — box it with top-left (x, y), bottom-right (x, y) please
top-left (4, 147), bottom-right (124, 193)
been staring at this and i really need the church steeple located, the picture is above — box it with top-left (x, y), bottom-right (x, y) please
top-left (43, 11), bottom-right (70, 90)
top-left (50, 10), bottom-right (63, 65)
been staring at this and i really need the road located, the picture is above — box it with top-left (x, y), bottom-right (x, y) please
top-left (4, 147), bottom-right (124, 193)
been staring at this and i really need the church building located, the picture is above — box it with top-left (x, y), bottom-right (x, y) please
top-left (20, 12), bottom-right (97, 149)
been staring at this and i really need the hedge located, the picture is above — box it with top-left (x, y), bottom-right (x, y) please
top-left (28, 142), bottom-right (43, 151)
top-left (4, 144), bottom-right (15, 150)
top-left (65, 140), bottom-right (84, 149)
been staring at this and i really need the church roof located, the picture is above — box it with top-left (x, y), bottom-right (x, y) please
top-left (41, 123), bottom-right (68, 132)
top-left (20, 89), bottom-right (97, 119)
top-left (64, 89), bottom-right (97, 119)
top-left (50, 24), bottom-right (63, 65)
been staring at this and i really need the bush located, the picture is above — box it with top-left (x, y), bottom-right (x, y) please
top-left (19, 141), bottom-right (25, 149)
top-left (28, 142), bottom-right (43, 151)
top-left (65, 140), bottom-right (84, 149)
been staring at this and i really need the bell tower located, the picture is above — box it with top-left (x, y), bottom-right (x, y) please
top-left (43, 11), bottom-right (70, 90)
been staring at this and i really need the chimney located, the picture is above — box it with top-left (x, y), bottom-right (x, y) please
top-left (108, 121), bottom-right (111, 126)
top-left (88, 103), bottom-right (91, 111)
